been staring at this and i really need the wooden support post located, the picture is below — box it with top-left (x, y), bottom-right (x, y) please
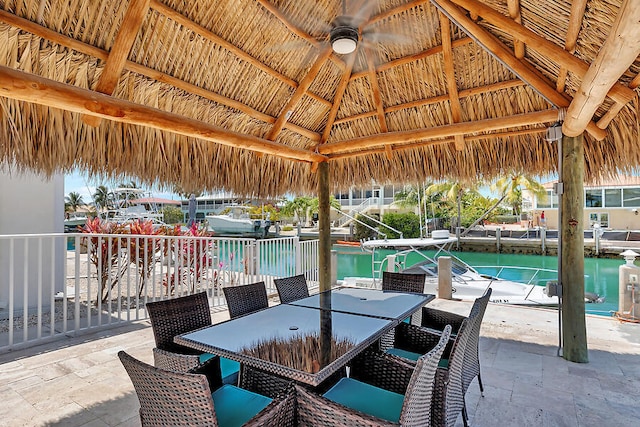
top-left (561, 133), bottom-right (588, 363)
top-left (318, 162), bottom-right (332, 292)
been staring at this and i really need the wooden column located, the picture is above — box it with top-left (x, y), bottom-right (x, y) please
top-left (318, 162), bottom-right (332, 292)
top-left (561, 133), bottom-right (588, 363)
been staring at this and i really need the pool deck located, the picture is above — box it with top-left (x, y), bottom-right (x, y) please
top-left (1, 299), bottom-right (639, 426)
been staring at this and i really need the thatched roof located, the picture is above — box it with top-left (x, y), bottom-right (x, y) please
top-left (0, 0), bottom-right (638, 196)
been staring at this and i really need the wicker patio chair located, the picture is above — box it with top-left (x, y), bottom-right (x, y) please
top-left (421, 288), bottom-right (492, 395)
top-left (381, 271), bottom-right (426, 294)
top-left (146, 291), bottom-right (239, 386)
top-left (274, 274), bottom-right (310, 304)
top-left (118, 351), bottom-right (296, 427)
top-left (223, 281), bottom-right (269, 319)
top-left (388, 318), bottom-right (474, 427)
top-left (295, 325), bottom-right (451, 426)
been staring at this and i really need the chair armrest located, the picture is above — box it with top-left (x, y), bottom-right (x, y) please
top-left (393, 322), bottom-right (452, 357)
top-left (350, 349), bottom-right (416, 395)
top-left (188, 354), bottom-right (223, 392)
top-left (244, 384), bottom-right (298, 427)
top-left (153, 347), bottom-right (200, 372)
top-left (295, 385), bottom-right (396, 426)
top-left (421, 307), bottom-right (465, 333)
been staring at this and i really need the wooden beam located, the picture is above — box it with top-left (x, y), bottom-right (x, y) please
top-left (0, 10), bottom-right (320, 141)
top-left (556, 0), bottom-right (588, 92)
top-left (350, 37), bottom-right (473, 81)
top-left (254, 0), bottom-right (344, 70)
top-left (319, 51), bottom-right (357, 144)
top-left (596, 75), bottom-right (640, 129)
top-left (446, 0), bottom-right (636, 105)
top-left (150, 0), bottom-right (331, 109)
top-left (431, 0), bottom-right (607, 141)
top-left (327, 127), bottom-right (547, 160)
top-left (440, 13), bottom-right (465, 150)
top-left (268, 47), bottom-right (333, 141)
top-left (364, 46), bottom-right (393, 158)
top-left (506, 0), bottom-right (525, 59)
top-left (319, 109), bottom-right (558, 154)
top-left (561, 132), bottom-right (588, 363)
top-left (0, 66), bottom-right (326, 163)
top-left (364, 0), bottom-right (431, 27)
top-left (563, 0), bottom-right (640, 137)
top-left (84, 0), bottom-right (150, 127)
top-left (334, 79), bottom-right (525, 125)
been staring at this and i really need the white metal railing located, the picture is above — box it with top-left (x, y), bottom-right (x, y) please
top-left (0, 233), bottom-right (318, 353)
top-left (335, 197), bottom-right (379, 227)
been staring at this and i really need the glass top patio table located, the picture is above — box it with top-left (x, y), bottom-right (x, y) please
top-left (287, 286), bottom-right (435, 322)
top-left (175, 303), bottom-right (395, 386)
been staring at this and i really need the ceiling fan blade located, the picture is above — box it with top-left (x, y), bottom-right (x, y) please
top-left (348, 0), bottom-right (380, 26)
top-left (362, 30), bottom-right (413, 45)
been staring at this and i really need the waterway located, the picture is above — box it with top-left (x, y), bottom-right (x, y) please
top-left (333, 245), bottom-right (622, 317)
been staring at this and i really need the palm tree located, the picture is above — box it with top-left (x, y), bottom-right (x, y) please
top-left (461, 174), bottom-right (547, 236)
top-left (425, 181), bottom-right (479, 232)
top-left (93, 185), bottom-right (112, 212)
top-left (65, 192), bottom-right (84, 213)
top-left (281, 197), bottom-right (314, 226)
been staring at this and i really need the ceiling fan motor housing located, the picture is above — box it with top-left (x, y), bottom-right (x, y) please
top-left (330, 25), bottom-right (359, 54)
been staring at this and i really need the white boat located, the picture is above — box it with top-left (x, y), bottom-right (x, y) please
top-left (206, 206), bottom-right (271, 237)
top-left (101, 188), bottom-right (166, 225)
top-left (343, 232), bottom-right (601, 306)
top-left (64, 212), bottom-right (89, 231)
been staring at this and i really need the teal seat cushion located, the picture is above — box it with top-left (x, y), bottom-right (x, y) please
top-left (402, 317), bottom-right (411, 324)
top-left (386, 347), bottom-right (421, 361)
top-left (323, 378), bottom-right (404, 423)
top-left (211, 384), bottom-right (272, 427)
top-left (199, 354), bottom-right (240, 385)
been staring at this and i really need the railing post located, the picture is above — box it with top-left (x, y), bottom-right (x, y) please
top-left (331, 250), bottom-right (338, 287)
top-left (386, 254), bottom-right (396, 272)
top-left (541, 227), bottom-right (546, 253)
top-left (294, 236), bottom-right (301, 274)
top-left (496, 228), bottom-right (501, 252)
top-left (438, 256), bottom-right (453, 300)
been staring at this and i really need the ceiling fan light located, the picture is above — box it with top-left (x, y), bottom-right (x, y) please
top-left (330, 26), bottom-right (358, 54)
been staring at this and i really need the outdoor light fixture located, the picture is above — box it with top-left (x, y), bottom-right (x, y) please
top-left (330, 25), bottom-right (358, 54)
top-left (545, 121), bottom-right (563, 142)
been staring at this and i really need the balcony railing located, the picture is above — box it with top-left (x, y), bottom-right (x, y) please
top-left (0, 233), bottom-right (318, 353)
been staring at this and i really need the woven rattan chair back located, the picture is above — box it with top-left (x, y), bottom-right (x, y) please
top-left (461, 288), bottom-right (492, 393)
top-left (274, 274), bottom-right (310, 304)
top-left (433, 318), bottom-right (472, 427)
top-left (399, 324), bottom-right (452, 427)
top-left (223, 281), bottom-right (269, 319)
top-left (381, 271), bottom-right (426, 294)
top-left (146, 292), bottom-right (211, 353)
top-left (118, 350), bottom-right (218, 426)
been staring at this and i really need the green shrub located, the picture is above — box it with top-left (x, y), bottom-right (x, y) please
top-left (161, 206), bottom-right (184, 224)
top-left (354, 213), bottom-right (381, 240)
top-left (381, 212), bottom-right (421, 238)
top-left (282, 225), bottom-right (294, 231)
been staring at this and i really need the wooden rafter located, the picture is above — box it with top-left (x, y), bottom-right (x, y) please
top-left (597, 76), bottom-right (640, 129)
top-left (431, 0), bottom-right (606, 141)
top-left (563, 0), bottom-right (640, 137)
top-left (0, 66), bottom-right (325, 163)
top-left (556, 0), bottom-right (588, 92)
top-left (327, 127), bottom-right (547, 160)
top-left (440, 13), bottom-right (465, 150)
top-left (84, 0), bottom-right (150, 127)
top-left (150, 0), bottom-right (331, 109)
top-left (364, 46), bottom-right (393, 159)
top-left (350, 37), bottom-right (473, 81)
top-left (319, 109), bottom-right (559, 155)
top-left (268, 47), bottom-right (334, 141)
top-left (446, 0), bottom-right (635, 105)
top-left (0, 9), bottom-right (320, 142)
top-left (364, 0), bottom-right (430, 27)
top-left (334, 79), bottom-right (525, 125)
top-left (319, 51), bottom-right (357, 145)
top-left (254, 0), bottom-right (344, 70)
top-left (506, 0), bottom-right (525, 59)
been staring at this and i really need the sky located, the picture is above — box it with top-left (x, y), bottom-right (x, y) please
top-left (63, 170), bottom-right (180, 204)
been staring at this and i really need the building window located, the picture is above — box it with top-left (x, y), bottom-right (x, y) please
top-left (537, 190), bottom-right (553, 208)
top-left (585, 189), bottom-right (602, 207)
top-left (589, 212), bottom-right (609, 228)
top-left (604, 189), bottom-right (622, 207)
top-left (623, 188), bottom-right (640, 207)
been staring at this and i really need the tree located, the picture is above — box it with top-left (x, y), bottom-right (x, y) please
top-left (381, 212), bottom-right (421, 238)
top-left (425, 181), bottom-right (479, 230)
top-left (161, 206), bottom-right (184, 224)
top-left (65, 192), bottom-right (84, 213)
top-left (93, 185), bottom-right (112, 212)
top-left (280, 197), bottom-right (313, 225)
top-left (461, 174), bottom-right (547, 236)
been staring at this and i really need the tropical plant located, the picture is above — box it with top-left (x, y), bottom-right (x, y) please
top-left (65, 192), bottom-right (84, 213)
top-left (93, 185), bottom-right (112, 212)
top-left (381, 212), bottom-right (421, 238)
top-left (127, 220), bottom-right (164, 297)
top-left (162, 223), bottom-right (214, 294)
top-left (161, 206), bottom-right (184, 224)
top-left (354, 213), bottom-right (381, 240)
top-left (281, 197), bottom-right (314, 225)
top-left (425, 181), bottom-right (479, 230)
top-left (461, 174), bottom-right (547, 236)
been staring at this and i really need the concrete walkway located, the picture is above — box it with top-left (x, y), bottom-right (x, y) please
top-left (1, 300), bottom-right (639, 426)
